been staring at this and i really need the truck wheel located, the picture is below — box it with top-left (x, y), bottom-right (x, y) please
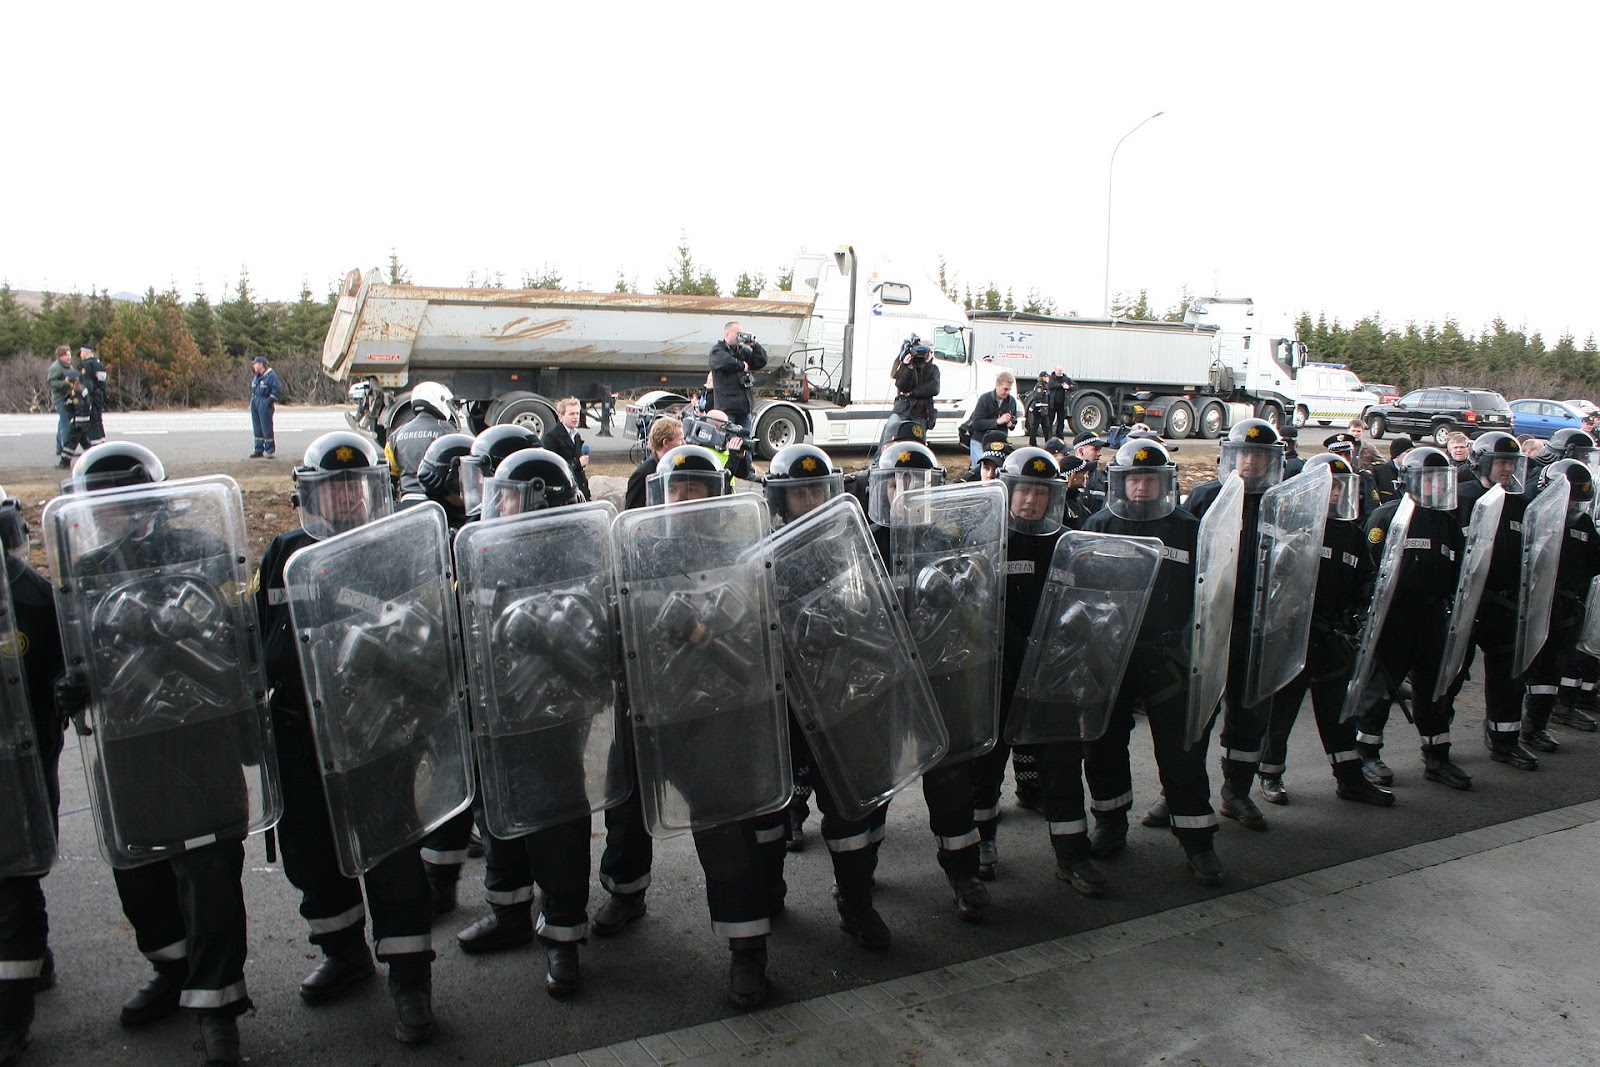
top-left (1431, 422), bottom-right (1454, 448)
top-left (496, 397), bottom-right (558, 438)
top-left (1198, 403), bottom-right (1226, 440)
top-left (1366, 414), bottom-right (1386, 439)
top-left (1163, 401), bottom-right (1194, 440)
top-left (1071, 395), bottom-right (1111, 435)
top-left (1294, 405), bottom-right (1310, 428)
top-left (1259, 403), bottom-right (1284, 431)
top-left (754, 407), bottom-right (804, 460)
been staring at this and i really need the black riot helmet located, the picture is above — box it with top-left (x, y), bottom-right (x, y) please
top-left (0, 490), bottom-right (26, 553)
top-left (482, 447), bottom-right (580, 520)
top-left (69, 441), bottom-right (167, 494)
top-left (1540, 459), bottom-right (1597, 521)
top-left (1300, 452), bottom-right (1360, 521)
top-left (1217, 418), bottom-right (1284, 493)
top-left (868, 440), bottom-right (944, 525)
top-left (1107, 438), bottom-right (1179, 521)
top-left (292, 431), bottom-right (392, 539)
top-left (462, 425), bottom-right (541, 518)
top-left (416, 433), bottom-right (475, 500)
top-left (1545, 428), bottom-right (1596, 464)
top-left (999, 447), bottom-right (1066, 535)
top-left (764, 443), bottom-right (844, 525)
top-left (1399, 445), bottom-right (1457, 511)
top-left (648, 444), bottom-right (732, 506)
top-left (1469, 431), bottom-right (1526, 493)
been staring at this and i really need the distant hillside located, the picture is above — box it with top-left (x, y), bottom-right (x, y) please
top-left (7, 288), bottom-right (139, 312)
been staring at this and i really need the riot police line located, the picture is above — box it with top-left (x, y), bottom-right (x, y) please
top-left (3, 416), bottom-right (1600, 1067)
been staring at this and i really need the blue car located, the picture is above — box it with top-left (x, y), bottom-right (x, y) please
top-left (1509, 398), bottom-right (1586, 438)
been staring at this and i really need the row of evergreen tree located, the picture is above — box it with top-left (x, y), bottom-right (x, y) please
top-left (4, 248), bottom-right (1599, 413)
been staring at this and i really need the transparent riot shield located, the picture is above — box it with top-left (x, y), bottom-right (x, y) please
top-left (1430, 484), bottom-right (1506, 700)
top-left (0, 573), bottom-right (55, 878)
top-left (42, 476), bottom-right (280, 868)
top-left (1339, 495), bottom-right (1417, 722)
top-left (1007, 532), bottom-right (1163, 744)
top-left (611, 493), bottom-right (790, 837)
top-left (1243, 465), bottom-right (1332, 708)
top-left (1578, 575), bottom-right (1600, 657)
top-left (1514, 479), bottom-right (1572, 676)
top-left (454, 502), bottom-right (627, 840)
top-left (1186, 472), bottom-right (1244, 747)
top-left (285, 502), bottom-right (472, 876)
top-left (771, 495), bottom-right (948, 819)
top-left (890, 481), bottom-right (1006, 764)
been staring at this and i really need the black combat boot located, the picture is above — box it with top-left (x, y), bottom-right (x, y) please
top-left (1051, 835), bottom-right (1106, 898)
top-left (456, 908), bottom-right (534, 954)
top-left (591, 892), bottom-right (647, 937)
top-left (196, 1013), bottom-right (241, 1066)
top-left (543, 941), bottom-right (581, 998)
top-left (120, 960), bottom-right (186, 1026)
top-left (727, 936), bottom-right (768, 1010)
top-left (836, 893), bottom-right (891, 950)
top-left (388, 959), bottom-right (434, 1045)
top-left (1088, 810), bottom-right (1128, 858)
top-left (1422, 743), bottom-right (1472, 790)
top-left (1334, 767), bottom-right (1396, 806)
top-left (0, 979), bottom-right (35, 1067)
top-left (299, 939), bottom-right (376, 1005)
top-left (1219, 765), bottom-right (1268, 831)
top-left (1355, 741), bottom-right (1393, 785)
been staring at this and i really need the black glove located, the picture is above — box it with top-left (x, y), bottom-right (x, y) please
top-left (54, 676), bottom-right (92, 735)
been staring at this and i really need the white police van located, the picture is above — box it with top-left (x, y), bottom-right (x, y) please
top-left (1293, 363), bottom-right (1375, 427)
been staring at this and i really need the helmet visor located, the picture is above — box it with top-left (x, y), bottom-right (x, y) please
top-left (764, 473), bottom-right (845, 526)
top-left (460, 459), bottom-right (489, 517)
top-left (1218, 442), bottom-right (1284, 493)
top-left (1108, 466), bottom-right (1177, 521)
top-left (1326, 471), bottom-right (1360, 521)
top-left (999, 475), bottom-right (1065, 535)
top-left (297, 467), bottom-right (393, 539)
top-left (868, 468), bottom-right (943, 526)
top-left (1475, 454), bottom-right (1527, 495)
top-left (480, 476), bottom-right (556, 521)
top-left (1404, 466), bottom-right (1457, 511)
top-left (647, 468), bottom-right (728, 507)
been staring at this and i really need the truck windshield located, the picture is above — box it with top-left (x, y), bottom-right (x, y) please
top-left (932, 329), bottom-right (967, 364)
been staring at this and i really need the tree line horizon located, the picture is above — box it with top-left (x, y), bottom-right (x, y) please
top-left (2, 244), bottom-right (1596, 414)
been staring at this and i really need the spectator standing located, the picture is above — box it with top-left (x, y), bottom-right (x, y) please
top-left (46, 346), bottom-right (73, 454)
top-left (248, 357), bottom-right (281, 458)
top-left (965, 371), bottom-right (1022, 465)
top-left (78, 347), bottom-right (109, 442)
top-left (540, 397), bottom-right (592, 501)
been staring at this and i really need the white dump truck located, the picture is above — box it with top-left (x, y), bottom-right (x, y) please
top-left (321, 246), bottom-right (988, 456)
top-left (969, 296), bottom-right (1308, 439)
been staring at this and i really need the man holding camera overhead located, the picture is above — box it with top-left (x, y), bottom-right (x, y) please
top-left (709, 321), bottom-right (769, 437)
top-left (882, 336), bottom-right (941, 446)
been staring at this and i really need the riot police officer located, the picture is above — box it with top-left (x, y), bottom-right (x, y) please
top-left (1182, 418), bottom-right (1284, 831)
top-left (459, 424), bottom-right (542, 520)
top-left (1522, 460), bottom-right (1600, 745)
top-left (1324, 433), bottom-right (1382, 520)
top-left (0, 493), bottom-right (67, 1065)
top-left (764, 443), bottom-right (897, 947)
top-left (1082, 440), bottom-right (1223, 884)
top-left (1257, 455), bottom-right (1394, 805)
top-left (49, 443), bottom-right (257, 1064)
top-left (385, 382), bottom-right (456, 498)
top-left (455, 449), bottom-right (595, 997)
top-left (1353, 446), bottom-right (1472, 790)
top-left (255, 432), bottom-right (438, 1044)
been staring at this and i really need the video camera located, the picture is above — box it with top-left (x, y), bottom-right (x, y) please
top-left (682, 414), bottom-right (736, 452)
top-left (898, 334), bottom-right (931, 363)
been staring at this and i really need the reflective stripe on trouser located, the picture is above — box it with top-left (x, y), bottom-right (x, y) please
top-left (1219, 662), bottom-right (1270, 789)
top-left (1525, 626), bottom-right (1571, 730)
top-left (500, 817), bottom-right (592, 944)
top-left (811, 773), bottom-right (888, 902)
top-left (420, 807), bottom-right (474, 873)
top-left (112, 839), bottom-right (251, 1017)
top-left (599, 784), bottom-right (653, 897)
top-left (1036, 741), bottom-right (1088, 847)
top-left (922, 760), bottom-right (980, 877)
top-left (969, 739), bottom-right (1013, 842)
top-left (1086, 660), bottom-right (1216, 848)
top-left (1264, 661), bottom-right (1362, 778)
top-left (694, 818), bottom-right (774, 940)
top-left (271, 711), bottom-right (431, 963)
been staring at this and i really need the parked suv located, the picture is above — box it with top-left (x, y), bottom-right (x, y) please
top-left (1365, 386), bottom-right (1513, 445)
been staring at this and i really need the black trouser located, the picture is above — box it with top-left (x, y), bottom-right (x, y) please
top-left (922, 758), bottom-right (980, 879)
top-left (1033, 740), bottom-right (1090, 862)
top-left (420, 808), bottom-right (474, 886)
top-left (1525, 615), bottom-right (1585, 730)
top-left (1261, 630), bottom-right (1362, 781)
top-left (1446, 600), bottom-right (1522, 743)
top-left (112, 841), bottom-right (250, 1016)
top-left (782, 727), bottom-right (886, 905)
top-left (1355, 600), bottom-right (1453, 754)
top-left (272, 708), bottom-right (432, 969)
top-left (0, 722), bottom-right (64, 1023)
top-left (696, 815), bottom-right (779, 941)
top-left (1085, 651), bottom-right (1217, 851)
top-left (479, 819), bottom-right (591, 943)
top-left (1049, 397), bottom-right (1067, 438)
top-left (1217, 621), bottom-right (1271, 795)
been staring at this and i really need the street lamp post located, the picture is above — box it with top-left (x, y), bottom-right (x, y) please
top-left (1103, 111), bottom-right (1164, 318)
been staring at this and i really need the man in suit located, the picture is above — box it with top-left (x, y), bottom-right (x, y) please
top-left (541, 397), bottom-right (591, 501)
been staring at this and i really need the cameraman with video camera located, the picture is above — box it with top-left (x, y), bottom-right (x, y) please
top-left (881, 335), bottom-right (940, 446)
top-left (709, 321), bottom-right (768, 437)
top-left (682, 408), bottom-right (755, 481)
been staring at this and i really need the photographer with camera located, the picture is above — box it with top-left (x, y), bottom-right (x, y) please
top-left (709, 321), bottom-right (768, 436)
top-left (682, 408), bottom-right (755, 482)
top-left (881, 335), bottom-right (941, 446)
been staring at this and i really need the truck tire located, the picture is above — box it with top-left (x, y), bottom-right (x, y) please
top-left (1070, 393), bottom-right (1112, 436)
top-left (1366, 414), bottom-right (1386, 439)
top-left (1294, 405), bottom-right (1310, 428)
top-left (494, 396), bottom-right (558, 438)
top-left (753, 406), bottom-right (805, 460)
top-left (1198, 403), bottom-right (1226, 440)
top-left (1258, 403), bottom-right (1284, 431)
top-left (1163, 401), bottom-right (1195, 440)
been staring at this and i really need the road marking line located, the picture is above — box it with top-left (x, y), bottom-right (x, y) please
top-left (122, 430), bottom-right (171, 435)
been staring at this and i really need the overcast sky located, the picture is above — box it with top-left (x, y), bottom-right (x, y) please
top-left (6, 2), bottom-right (1597, 345)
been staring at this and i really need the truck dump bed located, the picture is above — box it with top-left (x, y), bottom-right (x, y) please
top-left (969, 312), bottom-right (1218, 388)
